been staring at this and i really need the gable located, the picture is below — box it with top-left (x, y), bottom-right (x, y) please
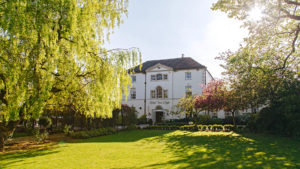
top-left (146, 63), bottom-right (173, 72)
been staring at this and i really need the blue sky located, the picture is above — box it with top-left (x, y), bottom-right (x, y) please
top-left (105, 0), bottom-right (248, 78)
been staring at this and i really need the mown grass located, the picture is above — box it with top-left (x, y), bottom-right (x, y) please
top-left (1, 130), bottom-right (300, 169)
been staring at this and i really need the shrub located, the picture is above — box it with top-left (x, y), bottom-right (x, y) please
top-left (197, 115), bottom-right (210, 124)
top-left (32, 128), bottom-right (49, 142)
top-left (63, 125), bottom-right (72, 136)
top-left (137, 115), bottom-right (147, 124)
top-left (224, 124), bottom-right (234, 131)
top-left (38, 117), bottom-right (52, 129)
top-left (70, 127), bottom-right (116, 139)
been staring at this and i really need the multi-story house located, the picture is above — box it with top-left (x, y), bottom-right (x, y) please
top-left (122, 56), bottom-right (214, 123)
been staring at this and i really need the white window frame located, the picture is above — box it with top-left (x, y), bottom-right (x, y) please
top-left (163, 74), bottom-right (168, 80)
top-left (163, 90), bottom-right (168, 98)
top-left (156, 74), bottom-right (162, 80)
top-left (185, 72), bottom-right (192, 80)
top-left (151, 90), bottom-right (156, 98)
top-left (130, 88), bottom-right (136, 99)
top-left (151, 75), bottom-right (156, 81)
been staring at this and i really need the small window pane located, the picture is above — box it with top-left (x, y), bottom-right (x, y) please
top-left (130, 89), bottom-right (136, 99)
top-left (151, 75), bottom-right (156, 81)
top-left (131, 76), bottom-right (136, 83)
top-left (151, 90), bottom-right (156, 98)
top-left (163, 74), bottom-right (168, 80)
top-left (157, 74), bottom-right (162, 80)
top-left (163, 90), bottom-right (168, 98)
top-left (156, 86), bottom-right (162, 98)
top-left (185, 72), bottom-right (191, 80)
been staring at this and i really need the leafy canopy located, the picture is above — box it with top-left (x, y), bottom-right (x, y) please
top-left (0, 0), bottom-right (141, 122)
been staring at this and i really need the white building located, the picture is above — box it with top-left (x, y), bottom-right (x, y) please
top-left (122, 56), bottom-right (217, 123)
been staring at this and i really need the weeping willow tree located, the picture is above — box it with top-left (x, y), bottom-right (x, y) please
top-left (0, 0), bottom-right (140, 151)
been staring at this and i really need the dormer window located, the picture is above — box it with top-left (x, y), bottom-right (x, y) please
top-left (156, 74), bottom-right (162, 80)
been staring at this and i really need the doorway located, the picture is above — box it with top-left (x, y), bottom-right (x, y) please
top-left (156, 111), bottom-right (163, 123)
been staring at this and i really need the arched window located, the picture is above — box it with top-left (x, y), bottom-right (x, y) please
top-left (156, 86), bottom-right (162, 98)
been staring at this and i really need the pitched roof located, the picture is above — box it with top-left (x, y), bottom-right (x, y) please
top-left (130, 57), bottom-right (206, 73)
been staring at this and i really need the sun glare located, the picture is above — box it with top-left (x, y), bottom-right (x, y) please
top-left (248, 7), bottom-right (263, 21)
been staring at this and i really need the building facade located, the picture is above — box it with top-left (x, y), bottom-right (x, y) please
top-left (122, 57), bottom-right (215, 123)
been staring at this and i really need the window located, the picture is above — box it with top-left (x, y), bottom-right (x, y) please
top-left (163, 74), bottom-right (168, 80)
top-left (185, 85), bottom-right (192, 97)
top-left (163, 90), bottom-right (168, 98)
top-left (130, 88), bottom-right (136, 99)
top-left (151, 90), bottom-right (156, 98)
top-left (185, 72), bottom-right (192, 80)
top-left (131, 76), bottom-right (136, 83)
top-left (156, 74), bottom-right (162, 80)
top-left (156, 86), bottom-right (162, 98)
top-left (151, 75), bottom-right (156, 81)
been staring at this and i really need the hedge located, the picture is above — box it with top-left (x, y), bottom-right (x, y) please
top-left (70, 127), bottom-right (116, 139)
top-left (144, 124), bottom-right (234, 132)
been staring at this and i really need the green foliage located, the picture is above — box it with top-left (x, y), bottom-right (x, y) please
top-left (248, 80), bottom-right (300, 136)
top-left (137, 114), bottom-right (147, 124)
top-left (197, 115), bottom-right (211, 124)
top-left (122, 105), bottom-right (138, 126)
top-left (32, 128), bottom-right (49, 142)
top-left (63, 125), bottom-right (72, 136)
top-left (38, 117), bottom-right (52, 129)
top-left (0, 0), bottom-right (141, 122)
top-left (212, 0), bottom-right (299, 111)
top-left (70, 127), bottom-right (116, 139)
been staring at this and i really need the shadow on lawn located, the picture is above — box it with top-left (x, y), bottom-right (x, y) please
top-left (0, 146), bottom-right (60, 169)
top-left (74, 130), bottom-right (172, 143)
top-left (139, 131), bottom-right (300, 169)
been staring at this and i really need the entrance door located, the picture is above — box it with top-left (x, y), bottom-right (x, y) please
top-left (156, 111), bottom-right (163, 123)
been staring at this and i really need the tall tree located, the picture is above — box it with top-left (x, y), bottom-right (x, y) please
top-left (212, 0), bottom-right (299, 108)
top-left (0, 0), bottom-right (140, 151)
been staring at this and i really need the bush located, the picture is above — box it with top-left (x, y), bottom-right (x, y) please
top-left (38, 117), bottom-right (52, 129)
top-left (70, 127), bottom-right (116, 139)
top-left (197, 115), bottom-right (210, 124)
top-left (32, 128), bottom-right (49, 142)
top-left (63, 125), bottom-right (72, 136)
top-left (137, 115), bottom-right (147, 124)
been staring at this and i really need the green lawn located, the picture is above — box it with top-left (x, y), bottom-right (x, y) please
top-left (1, 130), bottom-right (300, 169)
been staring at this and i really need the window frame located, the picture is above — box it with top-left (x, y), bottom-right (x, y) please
top-left (163, 90), bottom-right (168, 98)
top-left (151, 90), bottom-right (156, 98)
top-left (163, 74), bottom-right (168, 80)
top-left (156, 86), bottom-right (163, 98)
top-left (185, 72), bottom-right (192, 80)
top-left (131, 75), bottom-right (136, 83)
top-left (130, 88), bottom-right (136, 99)
top-left (151, 75), bottom-right (156, 81)
top-left (156, 74), bottom-right (162, 80)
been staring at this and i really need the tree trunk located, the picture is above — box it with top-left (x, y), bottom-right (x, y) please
top-left (232, 111), bottom-right (236, 127)
top-left (0, 121), bottom-right (19, 152)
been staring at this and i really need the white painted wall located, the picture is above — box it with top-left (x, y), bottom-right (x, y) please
top-left (122, 64), bottom-right (226, 122)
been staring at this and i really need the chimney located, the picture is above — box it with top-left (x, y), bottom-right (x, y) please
top-left (181, 53), bottom-right (184, 58)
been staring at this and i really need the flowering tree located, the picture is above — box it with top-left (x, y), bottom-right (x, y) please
top-left (194, 80), bottom-right (225, 115)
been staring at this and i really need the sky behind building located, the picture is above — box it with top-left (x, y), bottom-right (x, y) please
top-left (104, 0), bottom-right (249, 78)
